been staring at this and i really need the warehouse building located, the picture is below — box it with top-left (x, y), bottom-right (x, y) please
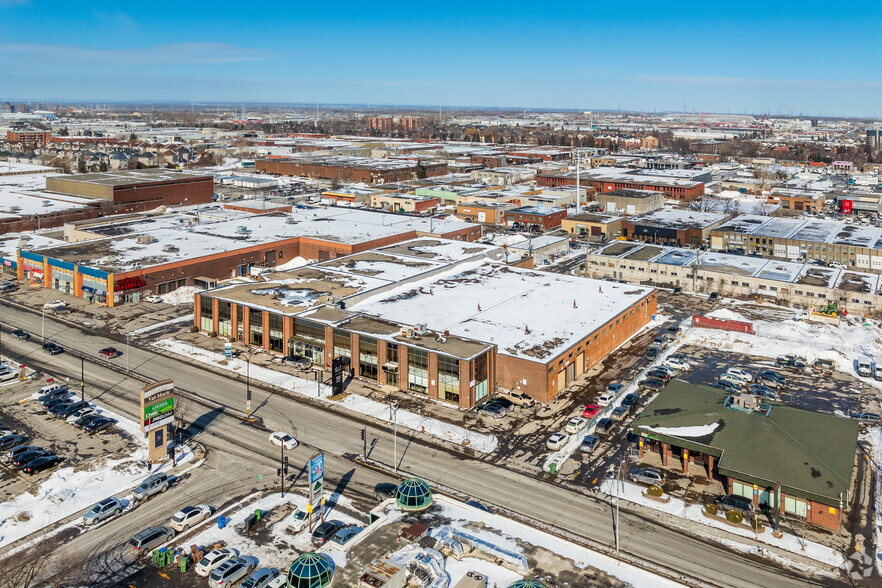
top-left (46, 169), bottom-right (213, 206)
top-left (561, 212), bottom-right (623, 240)
top-left (456, 201), bottom-right (518, 224)
top-left (505, 206), bottom-right (568, 230)
top-left (585, 240), bottom-right (882, 314)
top-left (538, 168), bottom-right (705, 201)
top-left (709, 214), bottom-right (882, 271)
top-left (598, 189), bottom-right (664, 215)
top-left (632, 380), bottom-right (858, 531)
top-left (16, 207), bottom-right (482, 306)
top-left (256, 156), bottom-right (448, 184)
top-left (622, 209), bottom-right (730, 247)
top-left (195, 239), bottom-right (656, 406)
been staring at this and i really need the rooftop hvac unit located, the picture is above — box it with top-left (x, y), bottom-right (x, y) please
top-left (162, 245), bottom-right (179, 253)
top-left (285, 217), bottom-right (297, 224)
top-left (235, 225), bottom-right (251, 234)
top-left (400, 328), bottom-right (414, 338)
top-left (414, 323), bottom-right (429, 335)
top-left (9, 206), bottom-right (21, 213)
top-left (136, 235), bottom-right (157, 244)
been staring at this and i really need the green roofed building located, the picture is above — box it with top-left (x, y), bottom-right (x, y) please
top-left (630, 379), bottom-right (859, 531)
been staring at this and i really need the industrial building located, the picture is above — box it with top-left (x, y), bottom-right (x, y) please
top-left (709, 214), bottom-right (882, 271)
top-left (504, 206), bottom-right (568, 230)
top-left (585, 240), bottom-right (882, 314)
top-left (13, 206), bottom-right (482, 306)
top-left (597, 189), bottom-right (664, 215)
top-left (621, 209), bottom-right (730, 247)
top-left (538, 168), bottom-right (705, 201)
top-left (195, 238), bottom-right (656, 406)
top-left (256, 156), bottom-right (448, 184)
top-left (560, 212), bottom-right (623, 240)
top-left (632, 379), bottom-right (858, 531)
top-left (46, 169), bottom-right (214, 206)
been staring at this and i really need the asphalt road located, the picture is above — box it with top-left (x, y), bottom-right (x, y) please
top-left (0, 300), bottom-right (838, 587)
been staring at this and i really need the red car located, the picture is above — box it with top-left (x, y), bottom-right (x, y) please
top-left (582, 404), bottom-right (601, 418)
top-left (98, 347), bottom-right (120, 359)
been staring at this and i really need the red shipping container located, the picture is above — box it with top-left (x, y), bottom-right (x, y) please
top-left (692, 315), bottom-right (753, 334)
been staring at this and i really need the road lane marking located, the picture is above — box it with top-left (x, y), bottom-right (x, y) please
top-left (592, 477), bottom-right (598, 484)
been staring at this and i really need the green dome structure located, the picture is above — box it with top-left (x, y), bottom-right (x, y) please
top-left (286, 552), bottom-right (333, 588)
top-left (508, 581), bottom-right (547, 588)
top-left (395, 477), bottom-right (434, 512)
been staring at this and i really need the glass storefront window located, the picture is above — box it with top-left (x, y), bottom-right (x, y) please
top-left (408, 347), bottom-right (428, 394)
top-left (359, 336), bottom-right (378, 380)
top-left (200, 296), bottom-right (213, 332)
top-left (217, 300), bottom-right (231, 337)
top-left (438, 355), bottom-right (460, 403)
top-left (385, 343), bottom-right (399, 387)
top-left (474, 352), bottom-right (489, 402)
top-left (269, 313), bottom-right (283, 353)
top-left (333, 330), bottom-right (351, 359)
top-left (249, 307), bottom-right (263, 346)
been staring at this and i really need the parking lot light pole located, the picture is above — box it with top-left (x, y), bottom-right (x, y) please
top-left (126, 329), bottom-right (130, 373)
top-left (80, 357), bottom-right (85, 402)
top-left (390, 401), bottom-right (399, 473)
top-left (245, 349), bottom-right (256, 417)
top-left (41, 307), bottom-right (45, 341)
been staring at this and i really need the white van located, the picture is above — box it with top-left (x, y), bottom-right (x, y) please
top-left (858, 361), bottom-right (872, 377)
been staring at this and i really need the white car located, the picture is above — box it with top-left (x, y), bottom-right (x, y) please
top-left (43, 300), bottom-right (67, 310)
top-left (195, 548), bottom-right (239, 577)
top-left (144, 295), bottom-right (163, 303)
top-left (724, 368), bottom-right (753, 384)
top-left (287, 508), bottom-right (308, 533)
top-left (655, 365), bottom-right (678, 378)
top-left (664, 358), bottom-right (691, 371)
top-left (546, 432), bottom-right (569, 450)
top-left (269, 432), bottom-right (298, 450)
top-left (266, 577), bottom-right (287, 588)
top-left (597, 392), bottom-right (615, 407)
top-left (208, 556), bottom-right (258, 588)
top-left (718, 374), bottom-right (747, 389)
top-left (169, 504), bottom-right (213, 532)
top-left (564, 417), bottom-right (588, 434)
top-left (67, 406), bottom-right (97, 424)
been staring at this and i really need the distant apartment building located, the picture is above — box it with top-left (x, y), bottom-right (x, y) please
top-left (867, 127), bottom-right (882, 150)
top-left (6, 129), bottom-right (52, 146)
top-left (369, 116), bottom-right (393, 131)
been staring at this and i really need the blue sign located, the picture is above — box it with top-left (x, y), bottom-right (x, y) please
top-left (308, 453), bottom-right (324, 484)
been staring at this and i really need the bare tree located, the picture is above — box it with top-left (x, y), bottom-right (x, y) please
top-left (0, 539), bottom-right (82, 588)
top-left (688, 194), bottom-right (720, 213)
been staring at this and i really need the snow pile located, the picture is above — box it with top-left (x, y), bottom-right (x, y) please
top-left (161, 286), bottom-right (200, 306)
top-left (706, 308), bottom-right (750, 322)
top-left (871, 428), bottom-right (882, 577)
top-left (644, 423), bottom-right (719, 438)
top-left (128, 315), bottom-right (194, 336)
top-left (153, 339), bottom-right (498, 453)
top-left (599, 478), bottom-right (843, 568)
top-left (274, 256), bottom-right (312, 271)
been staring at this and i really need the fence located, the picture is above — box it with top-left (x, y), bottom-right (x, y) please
top-left (692, 314), bottom-right (754, 334)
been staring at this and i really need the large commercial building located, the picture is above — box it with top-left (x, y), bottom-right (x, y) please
top-left (709, 214), bottom-right (882, 271)
top-left (46, 169), bottom-right (214, 206)
top-left (256, 156), bottom-right (448, 184)
top-left (621, 209), bottom-right (730, 247)
top-left (585, 240), bottom-right (882, 314)
top-left (632, 380), bottom-right (858, 531)
top-left (538, 168), bottom-right (705, 201)
top-left (15, 206), bottom-right (482, 306)
top-left (195, 239), bottom-right (656, 406)
top-left (598, 189), bottom-right (664, 215)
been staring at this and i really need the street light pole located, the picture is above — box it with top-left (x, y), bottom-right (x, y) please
top-left (246, 352), bottom-right (252, 416)
top-left (390, 401), bottom-right (398, 473)
top-left (126, 329), bottom-right (130, 374)
top-left (80, 356), bottom-right (85, 402)
top-left (41, 307), bottom-right (45, 341)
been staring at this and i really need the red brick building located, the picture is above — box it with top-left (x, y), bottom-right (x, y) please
top-left (505, 206), bottom-right (568, 230)
top-left (6, 130), bottom-right (51, 146)
top-left (538, 172), bottom-right (705, 201)
top-left (256, 157), bottom-right (448, 184)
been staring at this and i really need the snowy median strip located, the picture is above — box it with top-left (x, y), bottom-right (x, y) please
top-left (154, 338), bottom-right (498, 453)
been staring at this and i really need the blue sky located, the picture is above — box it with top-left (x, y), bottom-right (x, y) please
top-left (2, 0), bottom-right (880, 116)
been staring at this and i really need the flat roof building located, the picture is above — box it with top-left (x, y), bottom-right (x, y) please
top-left (597, 189), bottom-right (664, 215)
top-left (45, 169), bottom-right (214, 206)
top-left (195, 239), bottom-right (656, 406)
top-left (622, 209), bottom-right (730, 247)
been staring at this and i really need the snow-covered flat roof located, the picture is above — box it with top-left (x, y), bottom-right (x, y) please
top-left (716, 214), bottom-right (882, 248)
top-left (628, 209), bottom-right (729, 229)
top-left (351, 262), bottom-right (654, 362)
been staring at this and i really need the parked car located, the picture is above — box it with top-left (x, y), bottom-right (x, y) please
top-left (629, 467), bottom-right (664, 486)
top-left (502, 390), bottom-right (535, 407)
top-left (776, 355), bottom-right (807, 371)
top-left (128, 525), bottom-right (176, 556)
top-left (311, 520), bottom-right (344, 546)
top-left (652, 337), bottom-right (669, 349)
top-left (10, 329), bottom-right (29, 340)
top-left (756, 371), bottom-right (786, 389)
top-left (812, 358), bottom-right (835, 374)
top-left (209, 556), bottom-right (258, 588)
top-left (266, 577), bottom-right (286, 588)
top-left (144, 295), bottom-right (163, 303)
top-left (709, 292), bottom-right (719, 302)
top-left (12, 449), bottom-right (54, 468)
top-left (610, 406), bottom-right (628, 421)
top-left (620, 393), bottom-right (639, 409)
top-left (582, 404), bottom-right (601, 418)
top-left (196, 548), bottom-right (239, 577)
top-left (718, 374), bottom-right (747, 389)
top-left (67, 406), bottom-right (98, 424)
top-left (597, 392), bottom-right (615, 407)
top-left (645, 347), bottom-right (660, 360)
top-left (280, 355), bottom-right (311, 369)
top-left (43, 300), bottom-right (67, 310)
top-left (875, 367), bottom-right (882, 382)
top-left (673, 287), bottom-right (682, 295)
top-left (664, 358), bottom-right (691, 371)
top-left (579, 435), bottom-right (600, 453)
top-left (852, 413), bottom-right (882, 426)
top-left (546, 432), bottom-right (569, 451)
top-left (133, 473), bottom-right (170, 501)
top-left (83, 497), bottom-right (123, 525)
top-left (37, 390), bottom-right (70, 405)
top-left (37, 382), bottom-right (68, 397)
top-left (0, 281), bottom-right (17, 292)
top-left (169, 504), bottom-right (213, 532)
top-left (0, 365), bottom-right (16, 382)
top-left (85, 417), bottom-right (116, 434)
top-left (486, 397), bottom-right (515, 411)
top-left (47, 401), bottom-right (73, 417)
top-left (724, 368), bottom-right (753, 384)
top-left (713, 380), bottom-right (741, 394)
top-left (42, 342), bottom-right (64, 355)
top-left (57, 400), bottom-right (90, 419)
top-left (595, 418), bottom-right (615, 436)
top-left (75, 413), bottom-right (104, 429)
top-left (5, 444), bottom-right (39, 463)
top-left (241, 568), bottom-right (279, 588)
top-left (269, 431), bottom-right (298, 450)
top-left (98, 347), bottom-right (121, 359)
top-left (0, 434), bottom-right (27, 450)
top-left (477, 403), bottom-right (506, 419)
top-left (748, 383), bottom-right (777, 401)
top-left (22, 455), bottom-right (63, 474)
top-left (714, 494), bottom-right (754, 516)
top-left (331, 526), bottom-right (362, 545)
top-left (564, 417), bottom-right (588, 434)
top-left (374, 483), bottom-right (398, 501)
top-left (646, 368), bottom-right (671, 382)
top-left (638, 379), bottom-right (665, 392)
top-left (287, 508), bottom-right (309, 533)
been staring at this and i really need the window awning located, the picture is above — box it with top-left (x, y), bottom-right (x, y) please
top-left (382, 362), bottom-right (398, 372)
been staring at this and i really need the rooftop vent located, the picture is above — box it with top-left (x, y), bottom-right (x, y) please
top-left (136, 235), bottom-right (157, 244)
top-left (162, 245), bottom-right (179, 253)
top-left (235, 225), bottom-right (251, 234)
top-left (285, 217), bottom-right (298, 224)
top-left (41, 200), bottom-right (53, 207)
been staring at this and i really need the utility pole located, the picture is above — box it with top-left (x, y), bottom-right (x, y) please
top-left (278, 441), bottom-right (289, 497)
top-left (80, 357), bottom-right (85, 402)
top-left (41, 307), bottom-right (45, 341)
top-left (246, 354), bottom-right (252, 416)
top-left (361, 427), bottom-right (367, 458)
top-left (126, 328), bottom-right (130, 373)
top-left (390, 401), bottom-right (399, 473)
top-left (615, 459), bottom-right (623, 557)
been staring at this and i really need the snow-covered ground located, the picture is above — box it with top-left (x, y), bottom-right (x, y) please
top-left (599, 478), bottom-right (843, 570)
top-left (154, 338), bottom-right (499, 453)
top-left (869, 427), bottom-right (882, 577)
top-left (0, 402), bottom-right (201, 549)
top-left (128, 315), bottom-right (194, 336)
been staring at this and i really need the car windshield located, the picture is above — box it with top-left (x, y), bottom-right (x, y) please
top-left (281, 434), bottom-right (292, 442)
top-left (91, 504), bottom-right (103, 513)
top-left (294, 510), bottom-right (307, 520)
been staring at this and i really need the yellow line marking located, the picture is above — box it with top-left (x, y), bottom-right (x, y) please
top-left (592, 477), bottom-right (598, 484)
top-left (158, 572), bottom-right (169, 579)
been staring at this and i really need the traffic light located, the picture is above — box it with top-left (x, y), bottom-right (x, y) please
top-left (360, 428), bottom-right (365, 441)
top-left (283, 456), bottom-right (289, 474)
top-left (277, 467), bottom-right (282, 478)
